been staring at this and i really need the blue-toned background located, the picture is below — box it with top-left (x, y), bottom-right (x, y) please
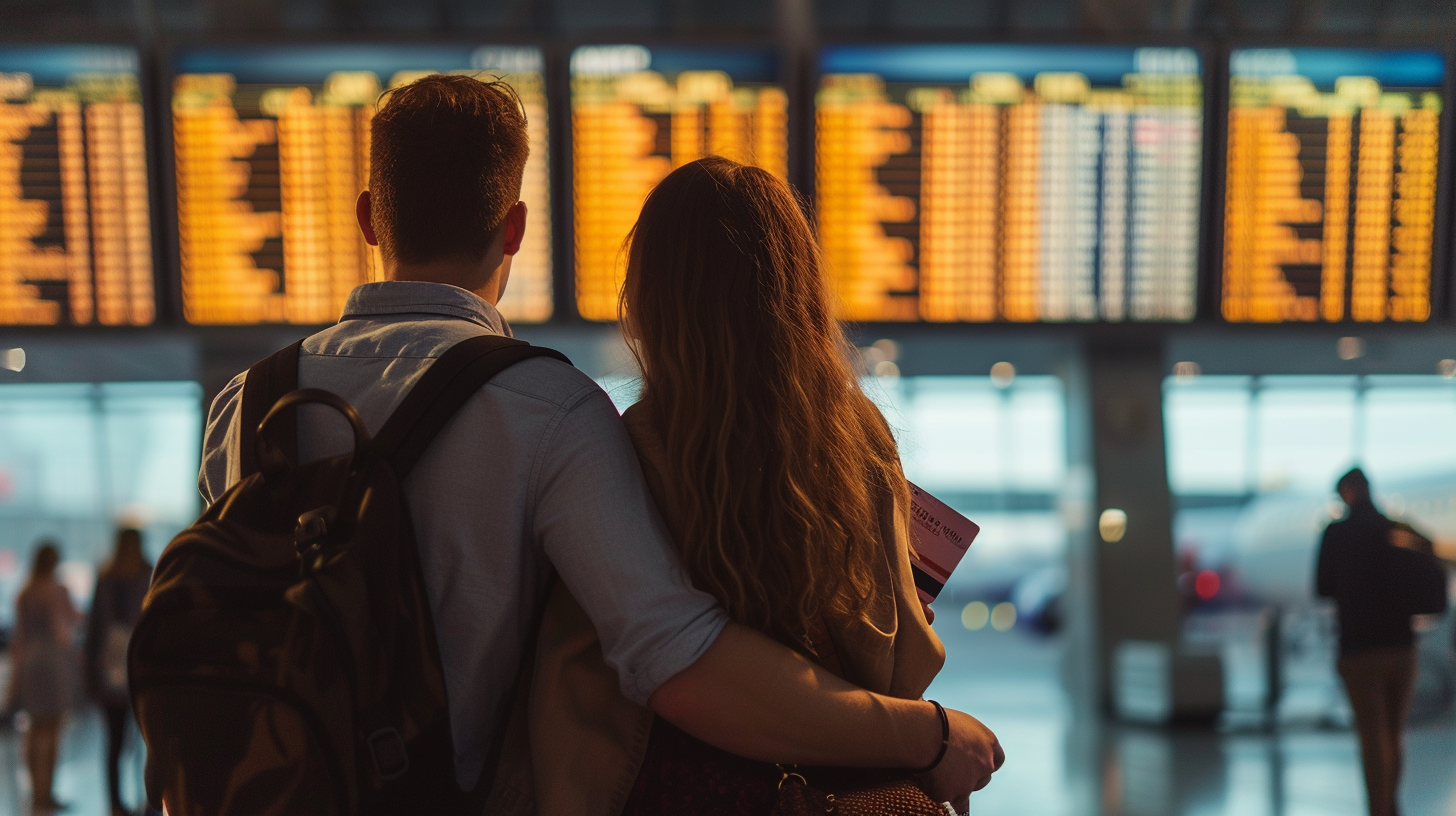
top-left (0, 45), bottom-right (139, 83)
top-left (819, 44), bottom-right (1200, 84)
top-left (1230, 47), bottom-right (1446, 88)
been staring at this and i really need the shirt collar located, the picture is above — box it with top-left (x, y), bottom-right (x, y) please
top-left (340, 281), bottom-right (511, 336)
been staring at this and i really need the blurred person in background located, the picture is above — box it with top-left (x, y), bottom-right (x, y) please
top-left (1316, 467), bottom-right (1443, 816)
top-left (13, 541), bottom-right (80, 813)
top-left (86, 528), bottom-right (152, 816)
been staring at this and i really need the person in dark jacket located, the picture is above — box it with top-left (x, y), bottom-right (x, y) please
top-left (1315, 468), bottom-right (1420, 816)
top-left (85, 528), bottom-right (153, 816)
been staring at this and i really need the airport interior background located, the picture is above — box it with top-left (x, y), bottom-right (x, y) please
top-left (4, 0), bottom-right (1456, 812)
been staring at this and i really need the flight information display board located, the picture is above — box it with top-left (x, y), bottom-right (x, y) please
top-left (817, 44), bottom-right (1203, 323)
top-left (170, 45), bottom-right (553, 325)
top-left (571, 45), bottom-right (788, 320)
top-left (0, 46), bottom-right (155, 326)
top-left (1222, 48), bottom-right (1445, 323)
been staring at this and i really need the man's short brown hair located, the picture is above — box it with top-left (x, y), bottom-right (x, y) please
top-left (370, 74), bottom-right (529, 264)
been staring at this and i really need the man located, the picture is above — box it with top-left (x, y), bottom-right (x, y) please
top-left (200, 75), bottom-right (1001, 808)
top-left (1316, 468), bottom-right (1419, 816)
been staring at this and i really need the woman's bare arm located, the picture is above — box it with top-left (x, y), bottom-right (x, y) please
top-left (649, 622), bottom-right (1002, 798)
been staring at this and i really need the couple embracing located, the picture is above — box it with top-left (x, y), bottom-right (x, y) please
top-left (194, 74), bottom-right (1002, 814)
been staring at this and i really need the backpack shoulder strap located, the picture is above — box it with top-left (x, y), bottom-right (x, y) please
top-left (238, 339), bottom-right (304, 479)
top-left (372, 335), bottom-right (572, 479)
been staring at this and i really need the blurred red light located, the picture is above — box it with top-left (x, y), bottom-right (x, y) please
top-left (1195, 570), bottom-right (1221, 600)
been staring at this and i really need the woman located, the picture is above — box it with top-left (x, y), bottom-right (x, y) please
top-left (525, 157), bottom-right (945, 814)
top-left (86, 528), bottom-right (153, 816)
top-left (13, 541), bottom-right (80, 813)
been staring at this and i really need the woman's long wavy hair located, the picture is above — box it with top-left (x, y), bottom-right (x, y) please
top-left (622, 157), bottom-right (910, 645)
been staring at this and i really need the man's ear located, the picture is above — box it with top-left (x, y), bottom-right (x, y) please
top-left (357, 190), bottom-right (379, 246)
top-left (501, 201), bottom-right (527, 256)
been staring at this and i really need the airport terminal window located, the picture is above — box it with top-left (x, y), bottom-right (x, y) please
top-left (1167, 375), bottom-right (1456, 498)
top-left (1166, 373), bottom-right (1456, 716)
top-left (0, 381), bottom-right (201, 618)
top-left (171, 45), bottom-right (553, 325)
top-left (865, 374), bottom-right (1069, 599)
top-left (815, 44), bottom-right (1202, 322)
top-left (0, 46), bottom-right (155, 326)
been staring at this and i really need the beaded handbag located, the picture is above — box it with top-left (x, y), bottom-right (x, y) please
top-left (771, 765), bottom-right (947, 816)
top-left (622, 616), bottom-right (948, 816)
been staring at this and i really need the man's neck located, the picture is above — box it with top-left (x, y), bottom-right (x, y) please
top-left (386, 259), bottom-right (504, 305)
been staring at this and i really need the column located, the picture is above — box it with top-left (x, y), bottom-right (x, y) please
top-left (707, 98), bottom-right (750, 166)
top-left (753, 88), bottom-right (789, 181)
top-left (1320, 114), bottom-right (1351, 321)
top-left (322, 104), bottom-right (361, 318)
top-left (815, 80), bottom-right (916, 321)
top-left (1087, 342), bottom-right (1182, 700)
top-left (56, 101), bottom-right (92, 323)
top-left (174, 76), bottom-right (282, 324)
top-left (1000, 100), bottom-right (1040, 321)
top-left (918, 95), bottom-right (971, 321)
top-left (501, 86), bottom-right (553, 323)
top-left (0, 101), bottom-right (58, 323)
top-left (1099, 109), bottom-right (1130, 321)
top-left (670, 104), bottom-right (704, 168)
top-left (87, 102), bottom-right (126, 325)
top-left (1040, 103), bottom-right (1076, 319)
top-left (1350, 109), bottom-right (1394, 322)
top-left (118, 101), bottom-right (154, 324)
top-left (278, 90), bottom-right (332, 324)
top-left (572, 91), bottom-right (668, 320)
top-left (1389, 108), bottom-right (1437, 321)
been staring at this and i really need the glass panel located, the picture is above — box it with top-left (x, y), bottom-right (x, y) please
top-left (0, 382), bottom-right (201, 618)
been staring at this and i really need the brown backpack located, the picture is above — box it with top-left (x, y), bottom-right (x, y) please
top-left (130, 334), bottom-right (569, 816)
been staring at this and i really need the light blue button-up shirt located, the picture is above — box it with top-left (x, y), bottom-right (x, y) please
top-left (200, 281), bottom-right (728, 787)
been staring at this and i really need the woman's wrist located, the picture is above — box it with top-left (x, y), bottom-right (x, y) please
top-left (910, 700), bottom-right (950, 773)
top-left (887, 697), bottom-right (947, 770)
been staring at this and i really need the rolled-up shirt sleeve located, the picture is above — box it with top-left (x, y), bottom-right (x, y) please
top-left (198, 373), bottom-right (246, 505)
top-left (530, 387), bottom-right (729, 705)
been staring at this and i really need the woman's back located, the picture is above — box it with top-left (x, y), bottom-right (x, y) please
top-left (621, 401), bottom-right (941, 696)
top-left (17, 579), bottom-right (74, 648)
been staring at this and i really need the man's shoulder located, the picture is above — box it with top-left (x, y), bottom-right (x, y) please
top-left (480, 353), bottom-right (605, 411)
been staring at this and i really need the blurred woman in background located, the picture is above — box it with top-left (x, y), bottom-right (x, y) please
top-left (87, 528), bottom-right (152, 816)
top-left (13, 541), bottom-right (80, 813)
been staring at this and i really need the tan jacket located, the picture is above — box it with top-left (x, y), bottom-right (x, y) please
top-left (493, 402), bottom-right (946, 816)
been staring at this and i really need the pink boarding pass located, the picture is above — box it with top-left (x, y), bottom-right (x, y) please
top-left (908, 482), bottom-right (980, 605)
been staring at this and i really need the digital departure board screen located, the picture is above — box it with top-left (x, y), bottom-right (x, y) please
top-left (817, 45), bottom-right (1203, 323)
top-left (170, 45), bottom-right (553, 325)
top-left (571, 45), bottom-right (788, 320)
top-left (0, 46), bottom-right (155, 326)
top-left (1223, 48), bottom-right (1445, 323)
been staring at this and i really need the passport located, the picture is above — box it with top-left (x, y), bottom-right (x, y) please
top-left (908, 482), bottom-right (980, 604)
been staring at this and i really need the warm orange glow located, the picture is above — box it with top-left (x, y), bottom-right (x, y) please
top-left (0, 73), bottom-right (153, 326)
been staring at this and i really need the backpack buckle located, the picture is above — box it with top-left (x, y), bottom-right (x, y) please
top-left (295, 507), bottom-right (336, 576)
top-left (367, 727), bottom-right (409, 782)
top-left (295, 507), bottom-right (334, 547)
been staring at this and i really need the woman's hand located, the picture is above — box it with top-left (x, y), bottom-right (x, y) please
top-left (915, 707), bottom-right (1003, 811)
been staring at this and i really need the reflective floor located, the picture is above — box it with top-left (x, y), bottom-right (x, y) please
top-left (926, 624), bottom-right (1456, 816)
top-left (0, 706), bottom-right (146, 816)
top-left (0, 627), bottom-right (1451, 815)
